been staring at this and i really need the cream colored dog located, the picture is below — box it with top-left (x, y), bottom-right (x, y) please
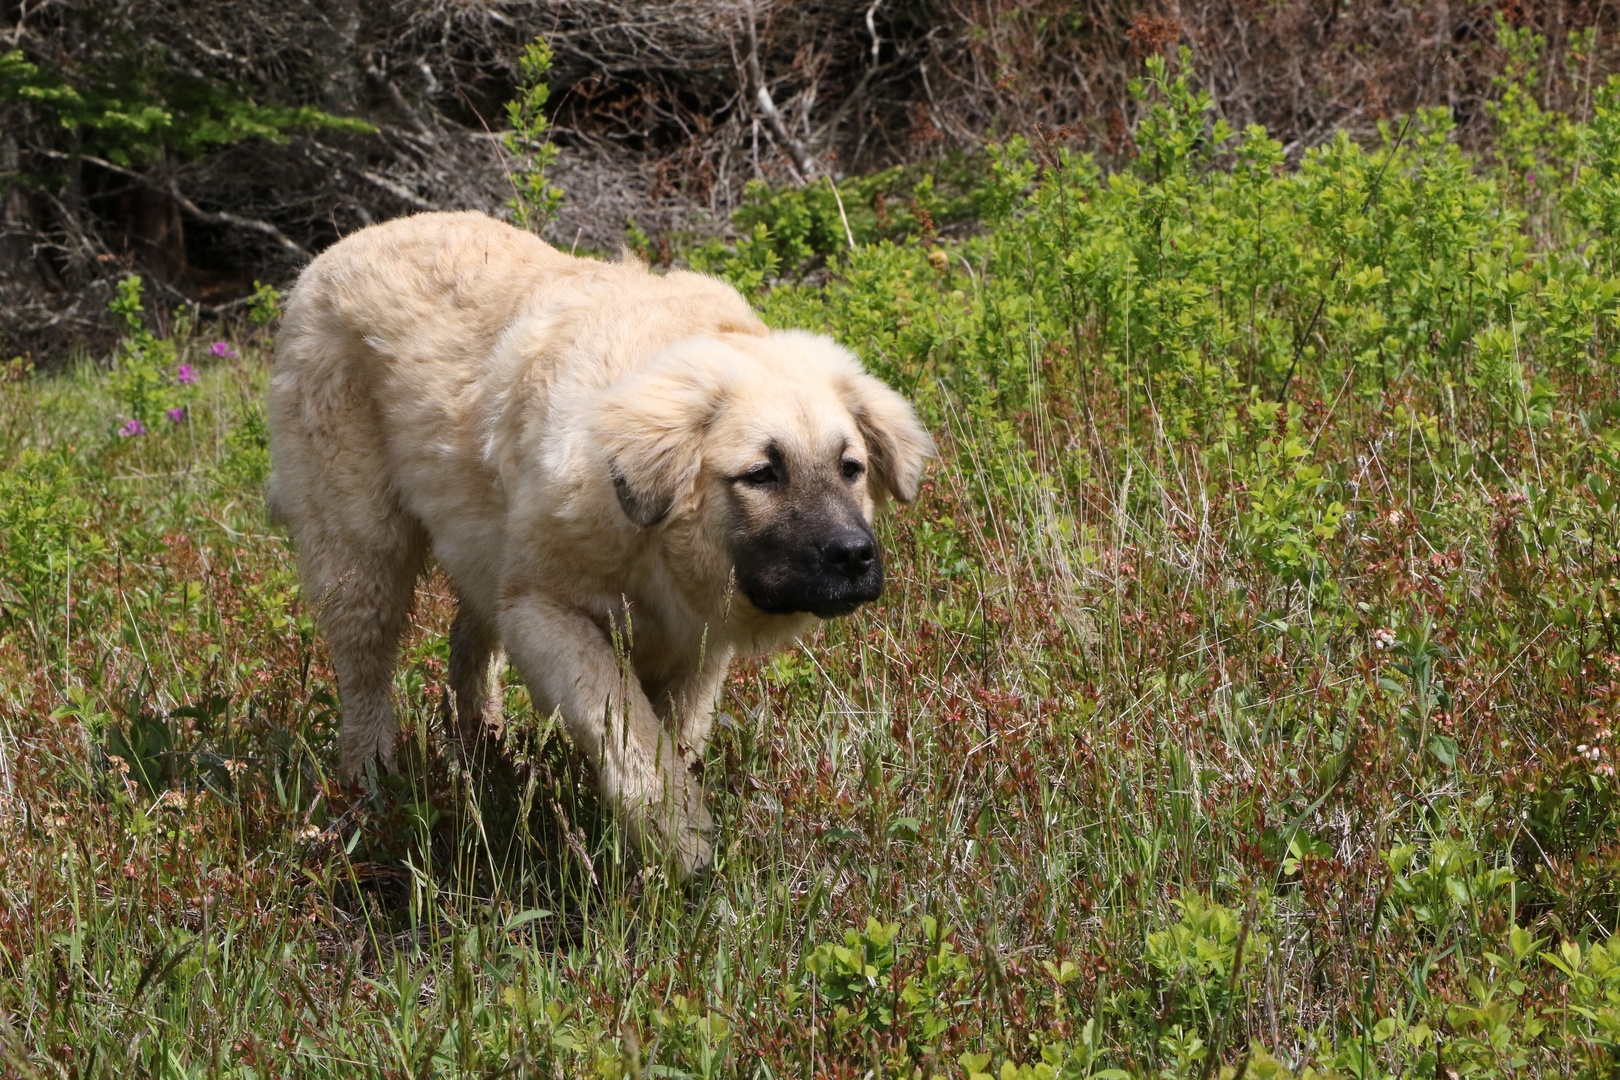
top-left (267, 211), bottom-right (930, 879)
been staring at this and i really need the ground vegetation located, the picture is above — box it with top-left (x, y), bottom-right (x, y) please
top-left (2, 24), bottom-right (1620, 1077)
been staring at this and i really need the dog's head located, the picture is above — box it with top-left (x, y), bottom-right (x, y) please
top-left (594, 331), bottom-right (932, 619)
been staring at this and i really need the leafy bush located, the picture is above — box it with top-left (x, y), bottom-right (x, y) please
top-left (504, 39), bottom-right (564, 233)
top-left (0, 447), bottom-right (100, 656)
top-left (105, 276), bottom-right (201, 435)
top-left (0, 46), bottom-right (369, 167)
top-left (798, 916), bottom-right (969, 1059)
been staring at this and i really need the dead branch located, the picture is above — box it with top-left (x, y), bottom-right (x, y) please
top-left (741, 1), bottom-right (823, 182)
top-left (162, 179), bottom-right (310, 259)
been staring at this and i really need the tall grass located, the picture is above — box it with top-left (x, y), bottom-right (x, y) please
top-left (4, 37), bottom-right (1620, 1079)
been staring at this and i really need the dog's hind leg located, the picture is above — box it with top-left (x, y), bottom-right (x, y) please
top-left (270, 320), bottom-right (431, 778)
top-left (449, 603), bottom-right (505, 741)
top-left (310, 517), bottom-right (427, 779)
top-left (276, 433), bottom-right (426, 778)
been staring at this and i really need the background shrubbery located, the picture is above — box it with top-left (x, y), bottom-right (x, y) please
top-left (4, 15), bottom-right (1620, 1080)
top-left (10, 0), bottom-right (1620, 354)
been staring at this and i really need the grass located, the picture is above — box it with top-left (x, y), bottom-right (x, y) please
top-left (5, 42), bottom-right (1620, 1080)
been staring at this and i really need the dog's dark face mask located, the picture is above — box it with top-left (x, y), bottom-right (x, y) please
top-left (724, 442), bottom-right (883, 619)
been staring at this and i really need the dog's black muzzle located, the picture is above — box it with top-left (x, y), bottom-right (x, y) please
top-left (736, 523), bottom-right (884, 618)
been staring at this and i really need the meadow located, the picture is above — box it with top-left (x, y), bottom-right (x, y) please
top-left (3, 34), bottom-right (1620, 1078)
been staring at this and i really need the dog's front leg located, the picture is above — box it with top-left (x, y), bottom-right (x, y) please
top-left (498, 592), bottom-right (714, 880)
top-left (661, 643), bottom-right (735, 762)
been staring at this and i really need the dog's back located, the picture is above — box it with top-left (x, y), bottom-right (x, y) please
top-left (267, 212), bottom-right (560, 521)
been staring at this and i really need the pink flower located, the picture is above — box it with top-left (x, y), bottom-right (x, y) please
top-left (166, 407), bottom-right (186, 423)
top-left (121, 418), bottom-right (146, 436)
top-left (176, 363), bottom-right (199, 384)
top-left (208, 342), bottom-right (236, 359)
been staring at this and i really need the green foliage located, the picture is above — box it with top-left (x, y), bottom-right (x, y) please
top-left (105, 276), bottom-right (199, 434)
top-left (1386, 840), bottom-right (1515, 931)
top-left (1487, 17), bottom-right (1586, 212)
top-left (1543, 935), bottom-right (1620, 1069)
top-left (709, 38), bottom-right (1619, 458)
top-left (0, 447), bottom-right (101, 655)
top-left (1567, 74), bottom-right (1620, 275)
top-left (0, 47), bottom-right (370, 168)
top-left (219, 396), bottom-right (271, 487)
top-left (248, 280), bottom-right (283, 328)
top-left (1141, 893), bottom-right (1264, 1034)
top-left (687, 221), bottom-right (782, 293)
top-left (503, 38), bottom-right (564, 232)
top-left (1219, 401), bottom-right (1347, 589)
top-left (799, 916), bottom-right (968, 1055)
top-left (685, 160), bottom-right (980, 282)
top-left (1131, 49), bottom-right (1234, 181)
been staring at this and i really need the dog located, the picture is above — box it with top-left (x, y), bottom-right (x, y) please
top-left (267, 211), bottom-right (931, 879)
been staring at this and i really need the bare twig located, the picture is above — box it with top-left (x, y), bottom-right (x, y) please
top-left (39, 149), bottom-right (310, 258)
top-left (161, 176), bottom-right (312, 259)
top-left (826, 176), bottom-right (855, 250)
top-left (742, 0), bottom-right (822, 183)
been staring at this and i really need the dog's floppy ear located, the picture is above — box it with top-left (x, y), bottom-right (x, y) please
top-left (608, 459), bottom-right (674, 527)
top-left (844, 371), bottom-right (933, 504)
top-left (595, 343), bottom-right (733, 528)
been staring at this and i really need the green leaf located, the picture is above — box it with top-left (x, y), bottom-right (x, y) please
top-left (505, 909), bottom-right (553, 931)
top-left (886, 816), bottom-right (922, 840)
top-left (1426, 735), bottom-right (1458, 768)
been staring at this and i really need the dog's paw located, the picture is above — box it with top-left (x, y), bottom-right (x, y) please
top-left (338, 727), bottom-right (397, 783)
top-left (647, 774), bottom-right (714, 883)
top-left (672, 797), bottom-right (716, 883)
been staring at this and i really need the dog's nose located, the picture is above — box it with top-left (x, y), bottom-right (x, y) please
top-left (823, 532), bottom-right (876, 579)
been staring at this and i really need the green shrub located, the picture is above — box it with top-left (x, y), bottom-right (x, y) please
top-left (0, 46), bottom-right (369, 167)
top-left (504, 38), bottom-right (564, 233)
top-left (105, 276), bottom-right (203, 436)
top-left (0, 447), bottom-right (101, 656)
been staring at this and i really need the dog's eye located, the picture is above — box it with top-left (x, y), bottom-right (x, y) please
top-left (739, 464), bottom-right (779, 487)
top-left (841, 459), bottom-right (865, 481)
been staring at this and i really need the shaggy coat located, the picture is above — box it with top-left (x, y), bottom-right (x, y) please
top-left (267, 211), bottom-right (930, 878)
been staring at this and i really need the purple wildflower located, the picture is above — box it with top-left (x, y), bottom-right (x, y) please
top-left (166, 407), bottom-right (186, 424)
top-left (121, 418), bottom-right (146, 437)
top-left (176, 363), bottom-right (199, 384)
top-left (208, 342), bottom-right (237, 359)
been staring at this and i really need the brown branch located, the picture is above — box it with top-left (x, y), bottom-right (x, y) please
top-left (742, 0), bottom-right (821, 183)
top-left (162, 176), bottom-right (309, 259)
top-left (39, 150), bottom-right (310, 258)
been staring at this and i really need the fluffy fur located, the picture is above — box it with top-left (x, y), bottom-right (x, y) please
top-left (267, 211), bottom-right (931, 878)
